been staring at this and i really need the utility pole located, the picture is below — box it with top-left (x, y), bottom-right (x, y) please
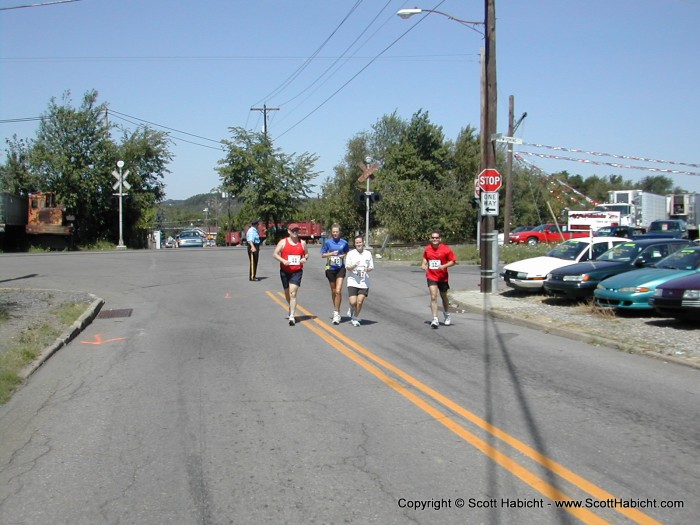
top-left (504, 96), bottom-right (514, 243)
top-left (503, 97), bottom-right (527, 244)
top-left (480, 0), bottom-right (497, 293)
top-left (250, 104), bottom-right (279, 138)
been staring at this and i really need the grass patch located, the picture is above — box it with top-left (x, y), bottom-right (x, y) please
top-left (0, 301), bottom-right (89, 405)
top-left (76, 240), bottom-right (117, 251)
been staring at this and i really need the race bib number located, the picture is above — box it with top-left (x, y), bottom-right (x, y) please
top-left (356, 266), bottom-right (366, 278)
top-left (428, 259), bottom-right (441, 270)
top-left (288, 255), bottom-right (301, 265)
top-left (330, 256), bottom-right (342, 266)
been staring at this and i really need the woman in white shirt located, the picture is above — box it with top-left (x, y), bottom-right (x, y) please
top-left (345, 235), bottom-right (374, 327)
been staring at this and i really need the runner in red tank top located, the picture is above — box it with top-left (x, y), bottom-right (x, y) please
top-left (272, 224), bottom-right (309, 326)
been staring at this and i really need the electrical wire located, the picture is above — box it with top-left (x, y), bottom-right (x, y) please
top-left (274, 5), bottom-right (436, 140)
top-left (108, 111), bottom-right (224, 151)
top-left (0, 0), bottom-right (80, 11)
top-left (108, 110), bottom-right (221, 144)
top-left (251, 0), bottom-right (364, 107)
top-left (275, 0), bottom-right (394, 110)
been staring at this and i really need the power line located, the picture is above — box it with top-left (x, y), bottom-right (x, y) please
top-left (274, 9), bottom-right (431, 140)
top-left (108, 110), bottom-right (221, 144)
top-left (107, 111), bottom-right (223, 151)
top-left (0, 0), bottom-right (81, 11)
top-left (0, 117), bottom-right (44, 123)
top-left (275, 0), bottom-right (394, 109)
top-left (272, 1), bottom-right (398, 130)
top-left (252, 0), bottom-right (364, 106)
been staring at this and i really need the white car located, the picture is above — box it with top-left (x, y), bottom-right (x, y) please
top-left (500, 237), bottom-right (629, 292)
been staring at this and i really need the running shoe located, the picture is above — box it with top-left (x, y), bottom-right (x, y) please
top-left (351, 318), bottom-right (361, 327)
top-left (444, 313), bottom-right (452, 326)
top-left (332, 312), bottom-right (341, 325)
top-left (289, 316), bottom-right (296, 326)
top-left (347, 307), bottom-right (354, 318)
top-left (430, 317), bottom-right (439, 329)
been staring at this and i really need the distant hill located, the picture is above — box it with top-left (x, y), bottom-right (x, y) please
top-left (157, 193), bottom-right (241, 232)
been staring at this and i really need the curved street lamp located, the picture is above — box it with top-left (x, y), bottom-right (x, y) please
top-left (397, 2), bottom-right (498, 293)
top-left (396, 8), bottom-right (484, 35)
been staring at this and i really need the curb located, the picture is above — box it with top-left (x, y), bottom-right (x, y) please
top-left (453, 296), bottom-right (700, 371)
top-left (18, 294), bottom-right (105, 380)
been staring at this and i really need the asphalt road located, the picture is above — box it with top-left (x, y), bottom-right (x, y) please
top-left (0, 246), bottom-right (698, 524)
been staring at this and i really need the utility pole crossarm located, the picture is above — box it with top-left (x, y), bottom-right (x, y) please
top-left (250, 104), bottom-right (280, 138)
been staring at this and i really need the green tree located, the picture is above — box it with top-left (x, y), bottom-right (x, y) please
top-left (0, 136), bottom-right (37, 194)
top-left (313, 134), bottom-right (371, 236)
top-left (28, 90), bottom-right (116, 243)
top-left (116, 126), bottom-right (172, 246)
top-left (1, 90), bottom-right (173, 246)
top-left (638, 175), bottom-right (675, 195)
top-left (374, 111), bottom-right (455, 241)
top-left (217, 128), bottom-right (318, 235)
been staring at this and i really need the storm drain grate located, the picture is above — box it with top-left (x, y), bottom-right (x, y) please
top-left (98, 308), bottom-right (133, 319)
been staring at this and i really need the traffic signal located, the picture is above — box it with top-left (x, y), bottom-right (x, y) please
top-left (370, 192), bottom-right (382, 203)
top-left (355, 191), bottom-right (367, 205)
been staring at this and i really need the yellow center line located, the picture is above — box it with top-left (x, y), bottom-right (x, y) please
top-left (266, 292), bottom-right (662, 525)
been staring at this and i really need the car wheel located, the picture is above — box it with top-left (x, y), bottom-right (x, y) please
top-left (526, 237), bottom-right (538, 245)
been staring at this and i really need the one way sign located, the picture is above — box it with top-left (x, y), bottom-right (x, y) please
top-left (480, 191), bottom-right (499, 216)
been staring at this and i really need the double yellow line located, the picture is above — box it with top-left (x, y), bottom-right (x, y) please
top-left (266, 291), bottom-right (662, 525)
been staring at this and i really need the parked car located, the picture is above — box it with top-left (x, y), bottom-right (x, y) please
top-left (637, 219), bottom-right (688, 239)
top-left (176, 230), bottom-right (205, 248)
top-left (650, 273), bottom-right (700, 320)
top-left (501, 237), bottom-right (629, 292)
top-left (508, 223), bottom-right (591, 245)
top-left (592, 225), bottom-right (639, 238)
top-left (498, 226), bottom-right (534, 245)
top-left (164, 236), bottom-right (176, 248)
top-left (594, 245), bottom-right (700, 310)
top-left (543, 238), bottom-right (693, 299)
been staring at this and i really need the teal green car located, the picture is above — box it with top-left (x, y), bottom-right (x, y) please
top-left (594, 246), bottom-right (700, 310)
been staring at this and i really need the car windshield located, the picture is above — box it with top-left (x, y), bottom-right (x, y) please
top-left (649, 221), bottom-right (682, 232)
top-left (511, 226), bottom-right (531, 233)
top-left (180, 231), bottom-right (199, 238)
top-left (547, 240), bottom-right (590, 261)
top-left (596, 242), bottom-right (642, 262)
top-left (593, 227), bottom-right (612, 237)
top-left (655, 248), bottom-right (700, 270)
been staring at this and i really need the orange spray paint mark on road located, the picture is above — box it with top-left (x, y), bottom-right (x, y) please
top-left (80, 333), bottom-right (127, 345)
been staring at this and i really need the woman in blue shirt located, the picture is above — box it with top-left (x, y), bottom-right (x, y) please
top-left (320, 224), bottom-right (350, 324)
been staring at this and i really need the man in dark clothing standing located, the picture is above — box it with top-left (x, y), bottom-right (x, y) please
top-left (247, 220), bottom-right (262, 281)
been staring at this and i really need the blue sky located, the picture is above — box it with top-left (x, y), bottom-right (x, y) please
top-left (1, 0), bottom-right (699, 201)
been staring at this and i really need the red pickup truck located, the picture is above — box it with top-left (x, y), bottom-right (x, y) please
top-left (508, 224), bottom-right (591, 245)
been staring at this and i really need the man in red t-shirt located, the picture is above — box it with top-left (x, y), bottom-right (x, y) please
top-left (422, 230), bottom-right (457, 328)
top-left (273, 223), bottom-right (309, 326)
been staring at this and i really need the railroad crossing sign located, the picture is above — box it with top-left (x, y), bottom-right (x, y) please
top-left (477, 168), bottom-right (502, 193)
top-left (112, 169), bottom-right (131, 192)
top-left (357, 162), bottom-right (380, 183)
top-left (480, 191), bottom-right (499, 216)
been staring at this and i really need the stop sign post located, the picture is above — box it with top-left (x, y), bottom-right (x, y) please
top-left (477, 168), bottom-right (502, 193)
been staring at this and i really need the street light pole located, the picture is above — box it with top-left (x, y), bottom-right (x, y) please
top-left (115, 160), bottom-right (127, 249)
top-left (398, 1), bottom-right (497, 292)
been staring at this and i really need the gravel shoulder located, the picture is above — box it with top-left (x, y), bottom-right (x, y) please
top-left (0, 288), bottom-right (104, 379)
top-left (451, 287), bottom-right (700, 369)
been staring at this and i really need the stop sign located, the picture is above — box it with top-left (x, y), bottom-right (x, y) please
top-left (477, 169), bottom-right (502, 192)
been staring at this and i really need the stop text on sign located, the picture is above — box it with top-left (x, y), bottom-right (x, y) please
top-left (477, 169), bottom-right (502, 192)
